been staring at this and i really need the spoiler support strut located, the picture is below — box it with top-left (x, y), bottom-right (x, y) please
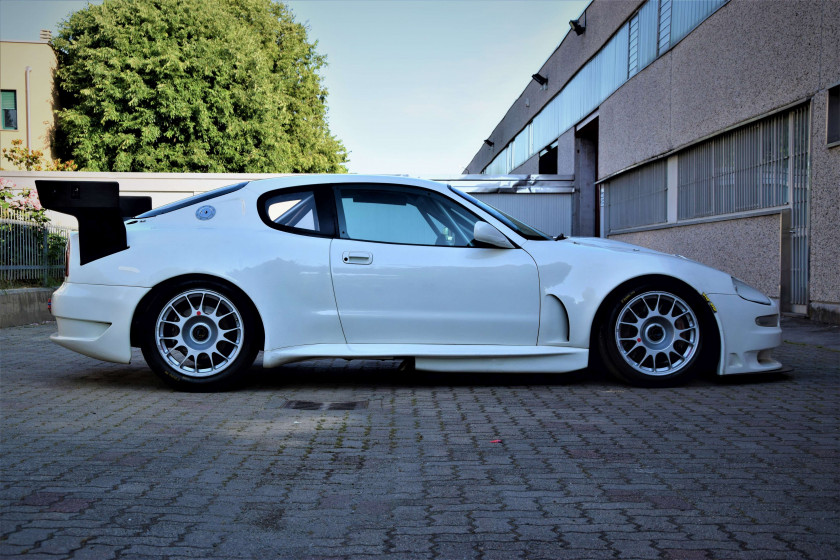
top-left (35, 180), bottom-right (151, 265)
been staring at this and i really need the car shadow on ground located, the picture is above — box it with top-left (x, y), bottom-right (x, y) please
top-left (250, 362), bottom-right (603, 390)
top-left (248, 357), bottom-right (794, 391)
top-left (57, 355), bottom-right (794, 392)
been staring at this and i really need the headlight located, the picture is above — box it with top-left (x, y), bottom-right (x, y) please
top-left (732, 277), bottom-right (772, 305)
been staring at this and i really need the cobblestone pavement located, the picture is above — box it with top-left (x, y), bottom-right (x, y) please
top-left (1, 318), bottom-right (838, 559)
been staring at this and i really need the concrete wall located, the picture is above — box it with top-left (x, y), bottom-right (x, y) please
top-left (807, 0), bottom-right (840, 320)
top-left (0, 41), bottom-right (56, 164)
top-left (611, 214), bottom-right (782, 299)
top-left (599, 0), bottom-right (832, 177)
top-left (808, 88), bottom-right (840, 317)
top-left (0, 170), bottom-right (288, 228)
top-left (0, 288), bottom-right (55, 328)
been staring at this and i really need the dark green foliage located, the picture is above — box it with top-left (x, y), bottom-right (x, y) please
top-left (52, 0), bottom-right (347, 172)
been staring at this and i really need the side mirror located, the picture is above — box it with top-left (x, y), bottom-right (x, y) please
top-left (474, 221), bottom-right (515, 249)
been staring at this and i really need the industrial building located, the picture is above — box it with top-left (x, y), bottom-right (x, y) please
top-left (465, 0), bottom-right (839, 323)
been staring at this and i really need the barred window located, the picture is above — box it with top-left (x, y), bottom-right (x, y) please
top-left (678, 106), bottom-right (809, 219)
top-left (606, 159), bottom-right (668, 232)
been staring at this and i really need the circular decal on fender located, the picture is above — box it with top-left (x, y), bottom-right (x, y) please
top-left (196, 205), bottom-right (216, 221)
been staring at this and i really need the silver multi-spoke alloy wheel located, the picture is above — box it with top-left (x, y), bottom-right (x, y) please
top-left (154, 289), bottom-right (244, 377)
top-left (614, 291), bottom-right (699, 376)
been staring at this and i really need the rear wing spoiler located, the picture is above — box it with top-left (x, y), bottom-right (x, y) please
top-left (35, 180), bottom-right (152, 265)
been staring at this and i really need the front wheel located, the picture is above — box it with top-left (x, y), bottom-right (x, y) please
top-left (140, 281), bottom-right (259, 391)
top-left (600, 284), bottom-right (712, 387)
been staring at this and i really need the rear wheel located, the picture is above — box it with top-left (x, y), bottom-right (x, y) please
top-left (140, 280), bottom-right (259, 391)
top-left (600, 283), bottom-right (712, 387)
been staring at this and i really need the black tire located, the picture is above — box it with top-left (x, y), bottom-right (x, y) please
top-left (140, 279), bottom-right (260, 391)
top-left (598, 281), bottom-right (714, 387)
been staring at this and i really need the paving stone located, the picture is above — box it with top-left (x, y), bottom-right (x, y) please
top-left (0, 319), bottom-right (838, 558)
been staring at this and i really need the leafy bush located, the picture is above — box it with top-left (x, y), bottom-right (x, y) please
top-left (52, 0), bottom-right (347, 173)
top-left (1, 139), bottom-right (77, 172)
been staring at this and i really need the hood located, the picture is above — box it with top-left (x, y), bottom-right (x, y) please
top-left (566, 237), bottom-right (667, 255)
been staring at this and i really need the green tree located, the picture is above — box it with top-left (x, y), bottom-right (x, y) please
top-left (52, 0), bottom-right (347, 173)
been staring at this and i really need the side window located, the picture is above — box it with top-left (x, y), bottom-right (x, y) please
top-left (335, 186), bottom-right (482, 247)
top-left (260, 188), bottom-right (334, 236)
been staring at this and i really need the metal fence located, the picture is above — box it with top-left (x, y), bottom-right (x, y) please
top-left (0, 207), bottom-right (73, 286)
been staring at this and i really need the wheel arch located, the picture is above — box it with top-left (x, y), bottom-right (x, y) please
top-left (587, 274), bottom-right (721, 371)
top-left (130, 273), bottom-right (266, 350)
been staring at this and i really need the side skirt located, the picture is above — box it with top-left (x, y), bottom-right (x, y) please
top-left (262, 344), bottom-right (589, 373)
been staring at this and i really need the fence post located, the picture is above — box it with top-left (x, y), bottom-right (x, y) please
top-left (42, 226), bottom-right (48, 287)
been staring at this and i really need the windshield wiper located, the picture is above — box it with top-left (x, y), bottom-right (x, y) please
top-left (554, 233), bottom-right (567, 241)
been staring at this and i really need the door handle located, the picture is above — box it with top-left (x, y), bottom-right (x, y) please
top-left (342, 251), bottom-right (373, 265)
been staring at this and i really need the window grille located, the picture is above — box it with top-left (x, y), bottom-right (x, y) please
top-left (628, 14), bottom-right (639, 77)
top-left (633, 0), bottom-right (659, 76)
top-left (658, 0), bottom-right (672, 54)
top-left (790, 105), bottom-right (810, 306)
top-left (606, 159), bottom-right (668, 232)
top-left (678, 106), bottom-right (809, 220)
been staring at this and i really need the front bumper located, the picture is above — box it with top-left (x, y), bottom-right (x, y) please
top-left (50, 282), bottom-right (150, 364)
top-left (706, 293), bottom-right (782, 375)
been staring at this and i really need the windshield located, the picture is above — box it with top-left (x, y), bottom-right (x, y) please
top-left (135, 182), bottom-right (249, 218)
top-left (449, 186), bottom-right (552, 241)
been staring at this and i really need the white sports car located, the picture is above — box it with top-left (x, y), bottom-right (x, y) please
top-left (37, 175), bottom-right (782, 391)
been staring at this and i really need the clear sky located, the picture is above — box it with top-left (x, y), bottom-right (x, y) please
top-left (0, 0), bottom-right (588, 175)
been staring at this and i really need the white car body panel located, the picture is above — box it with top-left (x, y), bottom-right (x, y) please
top-left (330, 239), bottom-right (540, 345)
top-left (523, 239), bottom-right (734, 348)
top-left (706, 293), bottom-right (782, 374)
top-left (263, 343), bottom-right (588, 372)
top-left (49, 282), bottom-right (149, 363)
top-left (45, 174), bottom-right (782, 379)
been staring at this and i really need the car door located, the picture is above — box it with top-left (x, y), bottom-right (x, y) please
top-left (329, 184), bottom-right (540, 346)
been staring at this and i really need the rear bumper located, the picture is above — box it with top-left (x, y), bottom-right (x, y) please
top-left (707, 293), bottom-right (782, 375)
top-left (50, 282), bottom-right (150, 364)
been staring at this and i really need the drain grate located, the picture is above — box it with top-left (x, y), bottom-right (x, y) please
top-left (283, 400), bottom-right (323, 410)
top-left (326, 401), bottom-right (368, 411)
top-left (283, 400), bottom-right (368, 411)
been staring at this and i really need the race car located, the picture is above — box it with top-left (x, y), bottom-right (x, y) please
top-left (37, 175), bottom-right (782, 391)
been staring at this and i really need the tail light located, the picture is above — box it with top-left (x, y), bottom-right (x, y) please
top-left (65, 239), bottom-right (70, 278)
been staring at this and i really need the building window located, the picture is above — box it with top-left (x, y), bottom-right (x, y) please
top-left (828, 84), bottom-right (840, 146)
top-left (605, 159), bottom-right (667, 232)
top-left (511, 125), bottom-right (531, 170)
top-left (678, 105), bottom-right (810, 219)
top-left (538, 143), bottom-right (558, 174)
top-left (1, 90), bottom-right (17, 130)
top-left (629, 0), bottom-right (659, 77)
top-left (669, 0), bottom-right (729, 49)
top-left (481, 0), bottom-right (729, 175)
